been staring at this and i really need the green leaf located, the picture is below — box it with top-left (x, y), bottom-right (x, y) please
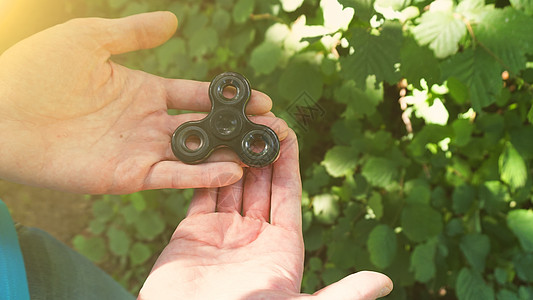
top-left (447, 77), bottom-right (469, 105)
top-left (452, 119), bottom-right (474, 147)
top-left (312, 194), bottom-right (339, 224)
top-left (456, 0), bottom-right (485, 17)
top-left (460, 233), bottom-right (490, 272)
top-left (408, 124), bottom-right (451, 159)
top-left (302, 272), bottom-right (320, 294)
top-left (404, 179), bottom-right (431, 205)
top-left (89, 218), bottom-right (107, 235)
top-left (303, 164), bottom-right (330, 195)
top-left (162, 193), bottom-right (188, 224)
top-left (456, 268), bottom-right (495, 300)
top-left (472, 154), bottom-right (500, 185)
top-left (107, 227), bottom-right (131, 257)
top-left (361, 157), bottom-right (399, 188)
top-left (212, 9), bottom-right (231, 33)
top-left (331, 119), bottom-right (362, 146)
top-left (278, 62), bottom-right (323, 101)
top-left (410, 239), bottom-right (437, 283)
top-left (135, 211), bottom-right (166, 240)
top-left (446, 157), bottom-right (473, 186)
top-left (334, 77), bottom-right (383, 118)
top-left (475, 7), bottom-right (533, 74)
top-left (302, 209), bottom-right (313, 232)
top-left (400, 37), bottom-right (441, 89)
top-left (72, 235), bottom-right (106, 263)
top-left (401, 205), bottom-right (443, 242)
top-left (510, 0), bottom-right (533, 15)
top-left (250, 42), bottom-right (282, 75)
top-left (327, 238), bottom-right (358, 269)
top-left (431, 186), bottom-right (447, 208)
top-left (367, 224), bottom-right (397, 269)
top-left (121, 204), bottom-right (140, 225)
top-left (452, 184), bottom-right (475, 214)
top-left (374, 0), bottom-right (410, 15)
top-left (494, 268), bottom-right (510, 285)
top-left (441, 48), bottom-right (502, 111)
top-left (92, 199), bottom-right (114, 221)
top-left (280, 0), bottom-right (304, 12)
top-left (304, 224), bottom-right (324, 251)
top-left (189, 27), bottom-right (219, 58)
top-left (384, 245), bottom-right (416, 287)
top-left (368, 192), bottom-right (383, 220)
top-left (120, 1), bottom-right (149, 17)
top-left (507, 209), bottom-right (533, 252)
top-left (155, 37), bottom-right (186, 73)
top-left (499, 142), bottom-right (528, 190)
top-left (322, 146), bottom-right (359, 177)
top-left (513, 252), bottom-right (533, 282)
top-left (519, 287), bottom-right (533, 300)
top-left (497, 290), bottom-right (519, 300)
top-left (232, 0), bottom-right (254, 24)
top-left (411, 10), bottom-right (466, 58)
top-left (479, 181), bottom-right (510, 215)
top-left (510, 127), bottom-right (533, 159)
top-left (130, 193), bottom-right (146, 212)
top-left (229, 27), bottom-right (255, 56)
top-left (339, 0), bottom-right (376, 22)
top-left (108, 0), bottom-right (128, 9)
top-left (217, 0), bottom-right (234, 10)
top-left (322, 266), bottom-right (350, 286)
top-left (528, 105), bottom-right (533, 124)
top-left (129, 242), bottom-right (151, 266)
top-left (309, 257), bottom-right (322, 271)
top-left (446, 218), bottom-right (464, 237)
top-left (321, 57), bottom-right (337, 76)
top-left (341, 23), bottom-right (402, 87)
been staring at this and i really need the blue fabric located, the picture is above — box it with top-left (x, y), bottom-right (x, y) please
top-left (17, 226), bottom-right (136, 300)
top-left (0, 198), bottom-right (31, 300)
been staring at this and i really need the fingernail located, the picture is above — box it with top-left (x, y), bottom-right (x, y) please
top-left (378, 286), bottom-right (392, 298)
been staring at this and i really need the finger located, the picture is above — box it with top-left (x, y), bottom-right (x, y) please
top-left (142, 161), bottom-right (243, 190)
top-left (270, 130), bottom-right (301, 229)
top-left (90, 11), bottom-right (178, 55)
top-left (249, 115), bottom-right (289, 141)
top-left (312, 271), bottom-right (393, 300)
top-left (242, 166), bottom-right (273, 221)
top-left (216, 177), bottom-right (244, 213)
top-left (259, 111), bottom-right (276, 118)
top-left (187, 188), bottom-right (218, 216)
top-left (163, 79), bottom-right (272, 114)
top-left (205, 148), bottom-right (241, 164)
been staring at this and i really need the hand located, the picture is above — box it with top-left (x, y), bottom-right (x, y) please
top-left (0, 12), bottom-right (287, 193)
top-left (139, 131), bottom-right (393, 300)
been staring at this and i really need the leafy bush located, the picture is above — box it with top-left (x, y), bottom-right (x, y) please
top-left (74, 190), bottom-right (191, 292)
top-left (73, 0), bottom-right (533, 298)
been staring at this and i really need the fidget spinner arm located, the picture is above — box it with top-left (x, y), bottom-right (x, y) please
top-left (171, 72), bottom-right (280, 168)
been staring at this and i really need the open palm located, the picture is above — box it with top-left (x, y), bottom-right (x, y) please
top-left (139, 132), bottom-right (393, 300)
top-left (0, 12), bottom-right (285, 194)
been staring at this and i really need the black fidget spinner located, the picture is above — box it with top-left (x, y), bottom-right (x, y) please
top-left (171, 72), bottom-right (280, 168)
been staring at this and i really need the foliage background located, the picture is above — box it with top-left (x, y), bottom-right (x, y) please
top-left (19, 0), bottom-right (530, 298)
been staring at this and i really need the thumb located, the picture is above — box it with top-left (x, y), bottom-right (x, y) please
top-left (92, 11), bottom-right (177, 55)
top-left (312, 271), bottom-right (393, 300)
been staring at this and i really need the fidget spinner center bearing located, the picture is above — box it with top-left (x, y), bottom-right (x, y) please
top-left (171, 72), bottom-right (280, 168)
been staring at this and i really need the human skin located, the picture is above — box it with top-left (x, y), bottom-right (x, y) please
top-left (139, 130), bottom-right (393, 300)
top-left (0, 11), bottom-right (393, 299)
top-left (0, 11), bottom-right (287, 194)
